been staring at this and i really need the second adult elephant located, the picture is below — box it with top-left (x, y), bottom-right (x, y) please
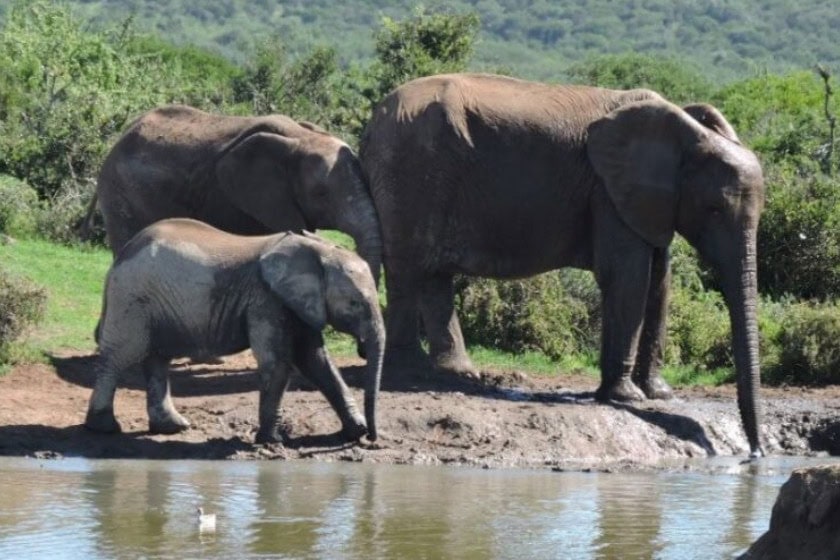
top-left (360, 73), bottom-right (765, 456)
top-left (96, 105), bottom-right (381, 280)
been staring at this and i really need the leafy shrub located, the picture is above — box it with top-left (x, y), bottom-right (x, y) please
top-left (665, 238), bottom-right (733, 370)
top-left (455, 269), bottom-right (600, 361)
top-left (0, 268), bottom-right (47, 365)
top-left (764, 301), bottom-right (840, 385)
top-left (0, 2), bottom-right (235, 235)
top-left (0, 175), bottom-right (40, 238)
top-left (755, 168), bottom-right (840, 300)
top-left (566, 53), bottom-right (713, 104)
top-left (370, 8), bottom-right (480, 101)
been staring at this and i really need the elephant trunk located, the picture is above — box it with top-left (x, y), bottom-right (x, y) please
top-left (362, 323), bottom-right (385, 441)
top-left (336, 167), bottom-right (383, 288)
top-left (722, 230), bottom-right (763, 457)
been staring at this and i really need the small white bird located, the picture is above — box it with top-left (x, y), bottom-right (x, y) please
top-left (197, 507), bottom-right (216, 533)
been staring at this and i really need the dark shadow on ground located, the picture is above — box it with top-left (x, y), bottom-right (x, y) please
top-left (49, 353), bottom-right (317, 397)
top-left (610, 402), bottom-right (717, 454)
top-left (0, 424), bottom-right (364, 460)
top-left (0, 424), bottom-right (252, 459)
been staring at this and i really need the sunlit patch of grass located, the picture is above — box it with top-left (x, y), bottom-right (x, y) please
top-left (662, 365), bottom-right (733, 387)
top-left (0, 239), bottom-right (110, 353)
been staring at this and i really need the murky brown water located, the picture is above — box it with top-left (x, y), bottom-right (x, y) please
top-left (0, 457), bottom-right (835, 559)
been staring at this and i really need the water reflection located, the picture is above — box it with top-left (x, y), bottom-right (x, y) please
top-left (0, 457), bottom-right (837, 559)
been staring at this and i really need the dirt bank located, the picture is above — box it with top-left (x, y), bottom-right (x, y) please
top-left (1, 351), bottom-right (838, 471)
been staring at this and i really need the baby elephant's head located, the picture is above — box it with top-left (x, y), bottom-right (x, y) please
top-left (259, 232), bottom-right (384, 440)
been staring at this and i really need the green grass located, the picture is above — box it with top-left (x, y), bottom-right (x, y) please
top-left (0, 239), bottom-right (110, 353)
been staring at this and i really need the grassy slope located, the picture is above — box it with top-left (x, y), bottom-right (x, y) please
top-left (0, 239), bottom-right (110, 354)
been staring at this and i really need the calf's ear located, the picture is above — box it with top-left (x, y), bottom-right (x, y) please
top-left (259, 237), bottom-right (327, 331)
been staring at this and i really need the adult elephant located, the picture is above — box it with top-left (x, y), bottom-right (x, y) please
top-left (95, 105), bottom-right (381, 281)
top-left (359, 73), bottom-right (765, 456)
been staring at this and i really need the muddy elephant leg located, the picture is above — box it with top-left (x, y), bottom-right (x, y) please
top-left (595, 235), bottom-right (653, 402)
top-left (632, 247), bottom-right (674, 399)
top-left (383, 264), bottom-right (428, 370)
top-left (85, 354), bottom-right (133, 433)
top-left (418, 273), bottom-right (477, 379)
top-left (295, 330), bottom-right (367, 441)
top-left (144, 355), bottom-right (190, 434)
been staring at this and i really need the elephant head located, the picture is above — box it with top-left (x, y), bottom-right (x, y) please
top-left (259, 234), bottom-right (384, 440)
top-left (215, 118), bottom-right (383, 284)
top-left (587, 98), bottom-right (765, 456)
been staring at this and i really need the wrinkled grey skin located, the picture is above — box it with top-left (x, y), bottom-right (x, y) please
top-left (360, 73), bottom-right (765, 456)
top-left (96, 105), bottom-right (382, 283)
top-left (85, 218), bottom-right (384, 443)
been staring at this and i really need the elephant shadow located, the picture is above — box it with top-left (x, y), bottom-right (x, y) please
top-left (0, 423), bottom-right (254, 459)
top-left (49, 353), bottom-right (323, 397)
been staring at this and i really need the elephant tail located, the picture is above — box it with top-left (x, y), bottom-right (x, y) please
top-left (94, 272), bottom-right (110, 347)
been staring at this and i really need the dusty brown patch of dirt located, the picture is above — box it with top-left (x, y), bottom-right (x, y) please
top-left (1, 350), bottom-right (838, 470)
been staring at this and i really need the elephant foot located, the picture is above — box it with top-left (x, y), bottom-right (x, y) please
top-left (148, 412), bottom-right (191, 435)
top-left (84, 408), bottom-right (122, 434)
top-left (595, 377), bottom-right (646, 402)
top-left (340, 418), bottom-right (368, 442)
top-left (634, 374), bottom-right (674, 400)
top-left (432, 352), bottom-right (480, 381)
top-left (255, 427), bottom-right (284, 445)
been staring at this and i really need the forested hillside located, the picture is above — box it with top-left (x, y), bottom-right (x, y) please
top-left (48, 0), bottom-right (840, 81)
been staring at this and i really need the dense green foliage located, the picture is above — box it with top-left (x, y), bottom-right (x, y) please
top-left (60, 0), bottom-right (840, 83)
top-left (0, 2), bottom-right (837, 384)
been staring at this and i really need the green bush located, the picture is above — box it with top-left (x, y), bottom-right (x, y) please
top-left (756, 167), bottom-right (840, 300)
top-left (764, 301), bottom-right (840, 385)
top-left (0, 175), bottom-right (40, 238)
top-left (455, 269), bottom-right (600, 361)
top-left (665, 239), bottom-right (732, 371)
top-left (567, 53), bottom-right (713, 104)
top-left (0, 2), bottom-right (235, 224)
top-left (0, 267), bottom-right (47, 366)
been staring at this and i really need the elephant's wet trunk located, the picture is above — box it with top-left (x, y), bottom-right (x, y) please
top-left (722, 230), bottom-right (763, 457)
top-left (363, 324), bottom-right (385, 441)
top-left (337, 173), bottom-right (383, 289)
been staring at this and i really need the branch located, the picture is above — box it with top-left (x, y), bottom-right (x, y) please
top-left (816, 64), bottom-right (836, 175)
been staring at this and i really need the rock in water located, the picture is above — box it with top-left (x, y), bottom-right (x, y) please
top-left (740, 464), bottom-right (840, 559)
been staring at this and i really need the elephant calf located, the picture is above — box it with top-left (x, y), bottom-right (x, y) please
top-left (85, 218), bottom-right (384, 443)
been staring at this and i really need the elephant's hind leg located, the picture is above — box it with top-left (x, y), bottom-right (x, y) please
top-left (85, 354), bottom-right (131, 433)
top-left (383, 266), bottom-right (429, 371)
top-left (144, 355), bottom-right (190, 434)
top-left (419, 274), bottom-right (478, 379)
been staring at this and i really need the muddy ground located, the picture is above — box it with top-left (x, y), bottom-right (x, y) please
top-left (1, 350), bottom-right (838, 471)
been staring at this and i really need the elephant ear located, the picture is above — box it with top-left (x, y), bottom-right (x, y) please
top-left (587, 100), bottom-right (698, 248)
top-left (682, 103), bottom-right (741, 144)
top-left (215, 131), bottom-right (307, 232)
top-left (259, 236), bottom-right (327, 331)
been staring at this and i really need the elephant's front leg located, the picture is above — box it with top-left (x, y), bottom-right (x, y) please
top-left (296, 330), bottom-right (367, 441)
top-left (632, 247), bottom-right (674, 399)
top-left (595, 236), bottom-right (654, 402)
top-left (418, 273), bottom-right (478, 379)
top-left (144, 355), bottom-right (190, 434)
